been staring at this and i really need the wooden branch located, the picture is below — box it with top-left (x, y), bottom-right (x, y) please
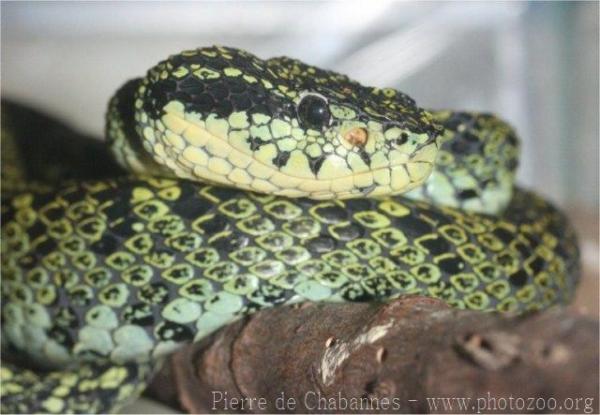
top-left (148, 297), bottom-right (598, 414)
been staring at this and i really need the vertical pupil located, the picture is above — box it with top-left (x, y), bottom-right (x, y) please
top-left (298, 95), bottom-right (330, 129)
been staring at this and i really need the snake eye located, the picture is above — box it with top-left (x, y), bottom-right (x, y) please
top-left (297, 93), bottom-right (331, 130)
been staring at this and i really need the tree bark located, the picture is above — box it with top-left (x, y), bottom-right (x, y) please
top-left (148, 296), bottom-right (599, 414)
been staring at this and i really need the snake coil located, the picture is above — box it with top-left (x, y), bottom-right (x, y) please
top-left (0, 46), bottom-right (579, 413)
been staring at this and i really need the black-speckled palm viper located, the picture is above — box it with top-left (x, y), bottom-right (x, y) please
top-left (0, 46), bottom-right (579, 413)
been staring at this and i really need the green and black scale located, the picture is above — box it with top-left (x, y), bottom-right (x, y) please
top-left (1, 46), bottom-right (579, 413)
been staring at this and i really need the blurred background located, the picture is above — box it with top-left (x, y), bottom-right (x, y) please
top-left (1, 2), bottom-right (598, 309)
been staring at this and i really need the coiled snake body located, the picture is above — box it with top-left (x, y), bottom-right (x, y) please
top-left (0, 46), bottom-right (579, 413)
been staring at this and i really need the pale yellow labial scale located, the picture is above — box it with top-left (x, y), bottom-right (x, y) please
top-left (278, 188), bottom-right (306, 198)
top-left (352, 172), bottom-right (374, 188)
top-left (193, 164), bottom-right (233, 186)
top-left (163, 157), bottom-right (179, 174)
top-left (269, 172), bottom-right (302, 188)
top-left (370, 151), bottom-right (389, 169)
top-left (253, 143), bottom-right (278, 165)
top-left (335, 145), bottom-right (348, 158)
top-left (162, 113), bottom-right (188, 135)
top-left (280, 150), bottom-right (314, 179)
top-left (182, 146), bottom-right (209, 166)
top-left (390, 165), bottom-right (410, 190)
top-left (366, 184), bottom-right (393, 197)
top-left (330, 175), bottom-right (355, 193)
top-left (228, 168), bottom-right (253, 185)
top-left (205, 114), bottom-right (230, 140)
top-left (176, 155), bottom-right (194, 168)
top-left (407, 161), bottom-right (432, 183)
top-left (310, 191), bottom-right (337, 200)
top-left (247, 160), bottom-right (275, 180)
top-left (174, 161), bottom-right (195, 179)
top-left (373, 169), bottom-right (391, 185)
top-left (164, 129), bottom-right (186, 150)
top-left (251, 178), bottom-right (280, 193)
top-left (299, 178), bottom-right (331, 192)
top-left (346, 151), bottom-right (370, 174)
top-left (389, 150), bottom-right (409, 165)
top-left (207, 157), bottom-right (233, 175)
top-left (411, 142), bottom-right (438, 163)
top-left (317, 155), bottom-right (351, 179)
top-left (205, 137), bottom-right (232, 159)
top-left (228, 130), bottom-right (251, 154)
top-left (183, 124), bottom-right (211, 146)
top-left (164, 146), bottom-right (180, 164)
top-left (229, 152), bottom-right (252, 169)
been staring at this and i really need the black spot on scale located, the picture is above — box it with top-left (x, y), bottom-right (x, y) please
top-left (437, 256), bottom-right (466, 274)
top-left (196, 215), bottom-right (230, 235)
top-left (344, 198), bottom-right (374, 213)
top-left (155, 321), bottom-right (194, 342)
top-left (212, 232), bottom-right (249, 252)
top-left (457, 189), bottom-right (479, 200)
top-left (305, 235), bottom-right (336, 254)
top-left (90, 234), bottom-right (119, 256)
top-left (208, 186), bottom-right (241, 202)
top-left (230, 93), bottom-right (253, 112)
top-left (528, 255), bottom-right (545, 275)
top-left (35, 237), bottom-right (58, 256)
top-left (308, 155), bottom-right (326, 176)
top-left (492, 227), bottom-right (514, 245)
top-left (190, 93), bottom-right (215, 113)
top-left (509, 270), bottom-right (528, 287)
top-left (176, 76), bottom-right (206, 96)
top-left (394, 215), bottom-right (432, 238)
top-left (358, 149), bottom-right (371, 166)
top-left (171, 196), bottom-right (212, 220)
top-left (358, 184), bottom-right (377, 195)
top-left (394, 132), bottom-right (409, 147)
top-left (247, 136), bottom-right (269, 151)
top-left (418, 236), bottom-right (450, 256)
top-left (272, 151), bottom-right (291, 168)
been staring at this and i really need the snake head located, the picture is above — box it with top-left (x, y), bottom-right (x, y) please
top-left (132, 46), bottom-right (442, 199)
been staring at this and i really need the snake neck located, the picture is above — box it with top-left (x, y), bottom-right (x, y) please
top-left (106, 79), bottom-right (172, 177)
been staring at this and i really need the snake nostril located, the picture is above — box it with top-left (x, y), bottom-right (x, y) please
top-left (344, 127), bottom-right (368, 147)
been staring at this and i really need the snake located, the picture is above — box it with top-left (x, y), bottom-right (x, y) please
top-left (0, 46), bottom-right (580, 413)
